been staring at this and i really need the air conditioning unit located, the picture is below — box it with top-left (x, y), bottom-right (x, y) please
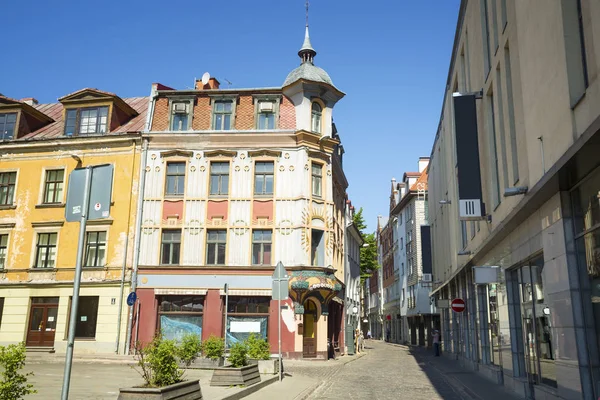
top-left (173, 103), bottom-right (189, 114)
top-left (259, 102), bottom-right (274, 112)
top-left (422, 273), bottom-right (432, 283)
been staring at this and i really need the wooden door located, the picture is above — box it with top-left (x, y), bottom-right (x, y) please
top-left (303, 300), bottom-right (317, 358)
top-left (26, 304), bottom-right (58, 347)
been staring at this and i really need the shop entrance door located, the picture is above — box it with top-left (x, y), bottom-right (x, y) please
top-left (303, 300), bottom-right (317, 358)
top-left (26, 298), bottom-right (59, 347)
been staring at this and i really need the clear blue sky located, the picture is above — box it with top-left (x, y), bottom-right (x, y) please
top-left (1, 0), bottom-right (460, 232)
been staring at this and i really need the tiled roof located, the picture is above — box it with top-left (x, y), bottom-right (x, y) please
top-left (283, 62), bottom-right (336, 88)
top-left (16, 97), bottom-right (148, 140)
top-left (409, 169), bottom-right (428, 191)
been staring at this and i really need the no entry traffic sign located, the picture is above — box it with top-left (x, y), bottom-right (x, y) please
top-left (451, 298), bottom-right (466, 313)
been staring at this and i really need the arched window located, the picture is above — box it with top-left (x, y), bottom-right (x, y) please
top-left (311, 102), bottom-right (322, 133)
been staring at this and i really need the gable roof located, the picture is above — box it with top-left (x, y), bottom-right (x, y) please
top-left (15, 97), bottom-right (148, 141)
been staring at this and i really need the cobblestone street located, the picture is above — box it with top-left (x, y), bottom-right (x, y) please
top-left (305, 341), bottom-right (469, 400)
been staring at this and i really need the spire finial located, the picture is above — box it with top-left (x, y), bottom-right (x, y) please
top-left (298, 0), bottom-right (316, 64)
top-left (305, 0), bottom-right (309, 28)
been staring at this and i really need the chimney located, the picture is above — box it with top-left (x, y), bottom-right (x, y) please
top-left (195, 77), bottom-right (220, 90)
top-left (418, 157), bottom-right (430, 173)
top-left (399, 182), bottom-right (407, 198)
top-left (21, 98), bottom-right (38, 106)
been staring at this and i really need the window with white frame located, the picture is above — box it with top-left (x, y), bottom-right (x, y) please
top-left (34, 232), bottom-right (57, 269)
top-left (257, 101), bottom-right (275, 130)
top-left (254, 162), bottom-right (274, 195)
top-left (213, 100), bottom-right (233, 130)
top-left (0, 172), bottom-right (16, 206)
top-left (206, 230), bottom-right (226, 265)
top-left (311, 163), bottom-right (322, 197)
top-left (0, 234), bottom-right (7, 269)
top-left (65, 107), bottom-right (108, 136)
top-left (210, 162), bottom-right (229, 196)
top-left (171, 102), bottom-right (190, 131)
top-left (311, 102), bottom-right (322, 133)
top-left (84, 231), bottom-right (106, 267)
top-left (0, 113), bottom-right (17, 140)
top-left (43, 169), bottom-right (65, 204)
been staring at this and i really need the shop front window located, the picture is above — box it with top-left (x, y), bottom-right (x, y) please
top-left (225, 296), bottom-right (269, 347)
top-left (517, 256), bottom-right (556, 388)
top-left (158, 296), bottom-right (204, 342)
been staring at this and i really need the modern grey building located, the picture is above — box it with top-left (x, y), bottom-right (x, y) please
top-left (428, 1), bottom-right (600, 399)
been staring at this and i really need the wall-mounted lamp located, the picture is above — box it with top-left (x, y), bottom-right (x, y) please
top-left (363, 318), bottom-right (368, 323)
top-left (362, 243), bottom-right (370, 248)
top-left (504, 186), bottom-right (529, 197)
top-left (543, 306), bottom-right (551, 316)
top-left (458, 250), bottom-right (472, 256)
top-left (352, 306), bottom-right (358, 314)
top-left (439, 200), bottom-right (452, 205)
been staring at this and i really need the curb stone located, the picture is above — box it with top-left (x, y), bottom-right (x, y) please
top-left (220, 374), bottom-right (279, 400)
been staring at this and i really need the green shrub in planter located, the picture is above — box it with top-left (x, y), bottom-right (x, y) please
top-left (245, 333), bottom-right (270, 360)
top-left (228, 342), bottom-right (248, 368)
top-left (177, 333), bottom-right (202, 367)
top-left (202, 335), bottom-right (225, 360)
top-left (133, 335), bottom-right (183, 388)
top-left (0, 342), bottom-right (36, 400)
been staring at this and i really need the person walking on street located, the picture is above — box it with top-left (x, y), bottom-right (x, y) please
top-left (432, 329), bottom-right (441, 357)
top-left (386, 327), bottom-right (391, 342)
top-left (367, 329), bottom-right (371, 339)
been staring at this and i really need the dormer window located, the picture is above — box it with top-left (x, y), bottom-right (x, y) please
top-left (311, 102), bottom-right (322, 133)
top-left (258, 101), bottom-right (275, 130)
top-left (0, 113), bottom-right (17, 140)
top-left (170, 101), bottom-right (191, 131)
top-left (65, 106), bottom-right (108, 136)
top-left (213, 100), bottom-right (233, 130)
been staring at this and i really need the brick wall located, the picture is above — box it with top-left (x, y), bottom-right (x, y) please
top-left (151, 97), bottom-right (169, 131)
top-left (279, 95), bottom-right (295, 129)
top-left (235, 95), bottom-right (254, 130)
top-left (150, 92), bottom-right (296, 131)
top-left (192, 96), bottom-right (211, 130)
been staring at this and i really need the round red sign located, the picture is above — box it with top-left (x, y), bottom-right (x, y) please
top-left (451, 298), bottom-right (466, 313)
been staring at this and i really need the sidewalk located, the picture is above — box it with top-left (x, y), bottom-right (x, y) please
top-left (406, 345), bottom-right (523, 400)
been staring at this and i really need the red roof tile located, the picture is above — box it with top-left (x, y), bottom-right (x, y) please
top-left (409, 169), bottom-right (428, 191)
top-left (17, 97), bottom-right (148, 140)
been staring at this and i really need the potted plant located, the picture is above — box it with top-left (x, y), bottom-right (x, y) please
top-left (245, 333), bottom-right (278, 375)
top-left (195, 335), bottom-right (225, 369)
top-left (210, 342), bottom-right (261, 387)
top-left (118, 335), bottom-right (202, 399)
top-left (177, 333), bottom-right (203, 369)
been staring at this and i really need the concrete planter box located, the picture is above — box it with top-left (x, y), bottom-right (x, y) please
top-left (210, 364), bottom-right (261, 387)
top-left (118, 380), bottom-right (202, 400)
top-left (248, 359), bottom-right (280, 375)
top-left (179, 357), bottom-right (224, 369)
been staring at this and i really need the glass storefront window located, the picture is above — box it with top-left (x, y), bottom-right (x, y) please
top-left (517, 256), bottom-right (556, 388)
top-left (158, 295), bottom-right (204, 341)
top-left (496, 281), bottom-right (513, 375)
top-left (225, 296), bottom-right (270, 346)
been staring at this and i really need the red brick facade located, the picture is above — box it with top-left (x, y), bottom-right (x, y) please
top-left (150, 91), bottom-right (296, 131)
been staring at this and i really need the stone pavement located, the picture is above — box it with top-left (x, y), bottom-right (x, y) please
top-left (22, 361), bottom-right (273, 400)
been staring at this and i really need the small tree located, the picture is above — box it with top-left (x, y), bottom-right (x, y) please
top-left (353, 207), bottom-right (380, 281)
top-left (0, 342), bottom-right (36, 400)
top-left (202, 335), bottom-right (225, 360)
top-left (133, 335), bottom-right (183, 388)
top-left (177, 333), bottom-right (202, 367)
top-left (245, 333), bottom-right (270, 360)
top-left (228, 342), bottom-right (248, 368)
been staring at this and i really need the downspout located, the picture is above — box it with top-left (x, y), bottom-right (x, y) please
top-left (124, 87), bottom-right (155, 354)
top-left (114, 139), bottom-right (138, 353)
top-left (124, 137), bottom-right (148, 354)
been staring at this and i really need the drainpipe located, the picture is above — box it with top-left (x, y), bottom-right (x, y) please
top-left (114, 141), bottom-right (138, 353)
top-left (124, 137), bottom-right (149, 354)
top-left (538, 136), bottom-right (545, 175)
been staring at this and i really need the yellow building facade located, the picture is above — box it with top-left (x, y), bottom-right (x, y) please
top-left (0, 90), bottom-right (147, 354)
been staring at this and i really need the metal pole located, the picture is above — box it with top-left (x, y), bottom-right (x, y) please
top-left (61, 166), bottom-right (92, 400)
top-left (224, 284), bottom-right (229, 351)
top-left (114, 233), bottom-right (129, 354)
top-left (125, 139), bottom-right (148, 354)
top-left (278, 294), bottom-right (282, 382)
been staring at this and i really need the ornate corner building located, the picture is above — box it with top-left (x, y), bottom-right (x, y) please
top-left (133, 25), bottom-right (350, 359)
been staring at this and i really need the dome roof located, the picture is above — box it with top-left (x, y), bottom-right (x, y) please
top-left (283, 62), bottom-right (335, 88)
